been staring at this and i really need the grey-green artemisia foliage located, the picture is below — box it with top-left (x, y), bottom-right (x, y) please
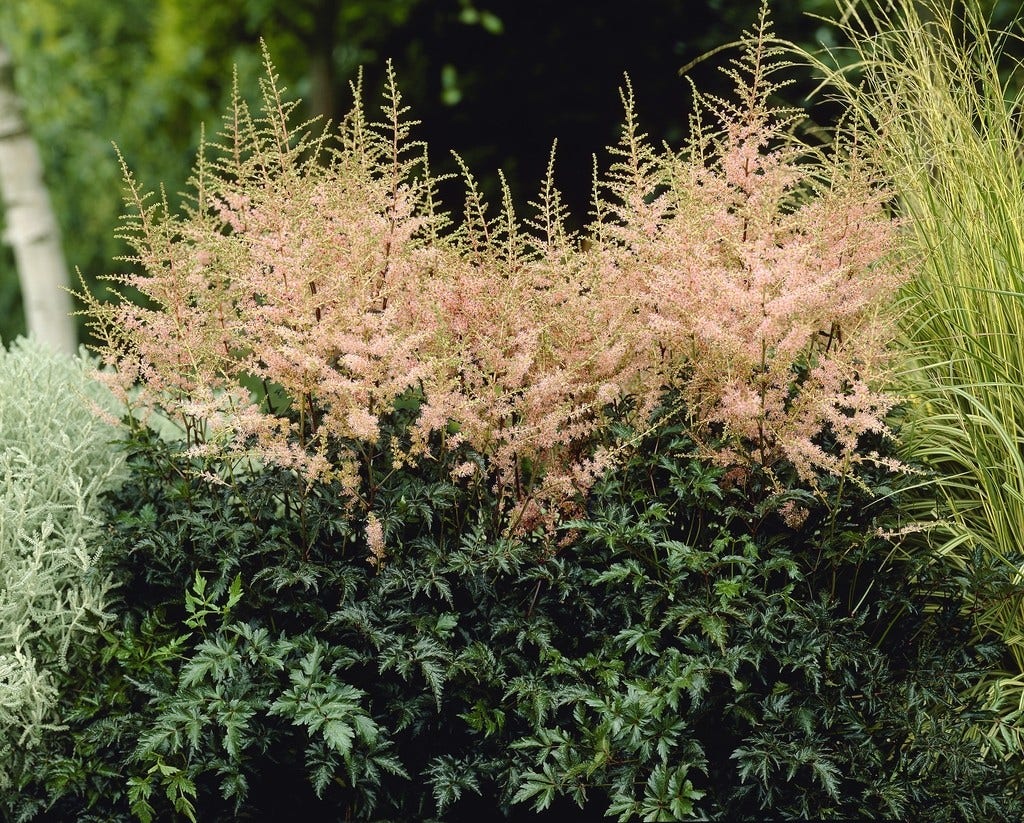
top-left (0, 336), bottom-right (124, 785)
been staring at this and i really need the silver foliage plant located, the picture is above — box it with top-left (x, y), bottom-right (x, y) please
top-left (0, 336), bottom-right (125, 786)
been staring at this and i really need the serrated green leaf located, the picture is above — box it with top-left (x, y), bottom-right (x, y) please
top-left (511, 766), bottom-right (559, 811)
top-left (322, 719), bottom-right (355, 754)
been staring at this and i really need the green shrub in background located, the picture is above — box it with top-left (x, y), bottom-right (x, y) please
top-left (6, 393), bottom-right (1022, 822)
top-left (0, 336), bottom-right (125, 789)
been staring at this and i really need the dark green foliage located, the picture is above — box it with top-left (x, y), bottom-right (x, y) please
top-left (502, 408), bottom-right (1024, 821)
top-left (2, 410), bottom-right (569, 822)
top-left (4, 397), bottom-right (1023, 821)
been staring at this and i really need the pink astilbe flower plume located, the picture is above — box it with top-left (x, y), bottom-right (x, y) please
top-left (80, 8), bottom-right (904, 542)
top-left (588, 4), bottom-right (904, 484)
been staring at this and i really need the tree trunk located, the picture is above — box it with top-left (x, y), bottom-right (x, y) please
top-left (307, 0), bottom-right (341, 124)
top-left (0, 41), bottom-right (75, 354)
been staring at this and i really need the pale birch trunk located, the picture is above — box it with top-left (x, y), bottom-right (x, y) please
top-left (0, 41), bottom-right (75, 354)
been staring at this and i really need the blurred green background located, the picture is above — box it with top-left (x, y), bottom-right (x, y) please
top-left (0, 0), bottom-right (1018, 345)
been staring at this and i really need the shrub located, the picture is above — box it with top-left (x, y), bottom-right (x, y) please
top-left (0, 336), bottom-right (125, 789)
top-left (2, 406), bottom-right (571, 821)
top-left (505, 405), bottom-right (1024, 820)
top-left (7, 394), bottom-right (1022, 822)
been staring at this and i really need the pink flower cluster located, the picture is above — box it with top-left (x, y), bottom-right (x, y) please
top-left (83, 25), bottom-right (903, 539)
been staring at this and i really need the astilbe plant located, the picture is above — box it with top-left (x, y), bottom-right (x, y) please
top-left (591, 10), bottom-right (904, 482)
top-left (18, 7), bottom-right (1011, 821)
top-left (80, 6), bottom-right (902, 545)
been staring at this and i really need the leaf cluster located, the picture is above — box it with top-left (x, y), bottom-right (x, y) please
top-left (503, 406), bottom-right (1023, 820)
top-left (0, 337), bottom-right (125, 790)
top-left (3, 408), bottom-right (570, 821)
top-left (5, 389), bottom-right (1022, 821)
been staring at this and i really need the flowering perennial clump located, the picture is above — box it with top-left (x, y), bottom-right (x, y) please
top-left (81, 9), bottom-right (903, 541)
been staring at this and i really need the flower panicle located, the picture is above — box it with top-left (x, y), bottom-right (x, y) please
top-left (85, 7), bottom-right (905, 535)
